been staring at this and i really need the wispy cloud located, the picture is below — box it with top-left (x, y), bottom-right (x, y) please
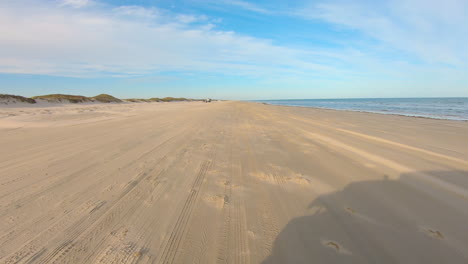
top-left (209, 0), bottom-right (468, 67)
top-left (217, 0), bottom-right (272, 14)
top-left (0, 0), bottom-right (345, 78)
top-left (113, 5), bottom-right (159, 18)
top-left (59, 0), bottom-right (93, 8)
top-left (1, 0), bottom-right (467, 98)
top-left (297, 0), bottom-right (468, 66)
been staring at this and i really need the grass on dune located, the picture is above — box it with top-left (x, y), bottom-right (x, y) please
top-left (91, 94), bottom-right (122, 103)
top-left (2, 93), bottom-right (202, 105)
top-left (32, 94), bottom-right (92, 103)
top-left (0, 94), bottom-right (37, 104)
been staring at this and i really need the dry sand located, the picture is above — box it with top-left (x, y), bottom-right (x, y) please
top-left (0, 101), bottom-right (467, 263)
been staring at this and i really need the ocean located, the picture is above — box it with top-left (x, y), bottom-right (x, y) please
top-left (256, 97), bottom-right (468, 121)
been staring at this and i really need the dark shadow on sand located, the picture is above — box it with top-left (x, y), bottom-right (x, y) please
top-left (262, 170), bottom-right (468, 264)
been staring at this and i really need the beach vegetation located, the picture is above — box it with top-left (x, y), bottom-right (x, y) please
top-left (0, 94), bottom-right (37, 104)
top-left (32, 94), bottom-right (92, 103)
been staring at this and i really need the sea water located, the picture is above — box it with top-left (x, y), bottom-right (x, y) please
top-left (256, 98), bottom-right (468, 121)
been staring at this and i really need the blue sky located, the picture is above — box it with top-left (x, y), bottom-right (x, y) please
top-left (0, 0), bottom-right (467, 99)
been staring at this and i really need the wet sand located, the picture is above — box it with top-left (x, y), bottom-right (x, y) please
top-left (0, 101), bottom-right (468, 263)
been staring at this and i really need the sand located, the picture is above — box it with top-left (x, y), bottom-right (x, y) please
top-left (0, 101), bottom-right (467, 263)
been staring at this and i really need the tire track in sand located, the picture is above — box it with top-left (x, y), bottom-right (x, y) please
top-left (0, 122), bottom-right (198, 264)
top-left (158, 159), bottom-right (213, 264)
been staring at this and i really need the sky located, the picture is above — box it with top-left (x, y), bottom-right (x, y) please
top-left (0, 0), bottom-right (467, 99)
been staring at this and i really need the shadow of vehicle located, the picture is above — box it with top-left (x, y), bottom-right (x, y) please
top-left (262, 170), bottom-right (468, 264)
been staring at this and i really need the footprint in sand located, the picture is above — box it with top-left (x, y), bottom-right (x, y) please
top-left (420, 226), bottom-right (445, 240)
top-left (250, 171), bottom-right (274, 183)
top-left (344, 206), bottom-right (378, 224)
top-left (203, 194), bottom-right (225, 209)
top-left (104, 184), bottom-right (114, 192)
top-left (321, 239), bottom-right (352, 255)
top-left (286, 175), bottom-right (310, 185)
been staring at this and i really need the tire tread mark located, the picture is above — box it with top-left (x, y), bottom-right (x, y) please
top-left (1, 128), bottom-right (188, 264)
top-left (159, 160), bottom-right (211, 264)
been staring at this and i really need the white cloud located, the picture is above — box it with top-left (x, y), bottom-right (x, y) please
top-left (59, 0), bottom-right (93, 8)
top-left (218, 0), bottom-right (271, 14)
top-left (1, 0), bottom-right (466, 97)
top-left (0, 0), bottom-right (343, 78)
top-left (113, 6), bottom-right (159, 18)
top-left (194, 0), bottom-right (273, 15)
top-left (175, 14), bottom-right (208, 24)
top-left (298, 0), bottom-right (468, 66)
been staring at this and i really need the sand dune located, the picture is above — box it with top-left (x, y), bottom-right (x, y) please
top-left (0, 101), bottom-right (467, 263)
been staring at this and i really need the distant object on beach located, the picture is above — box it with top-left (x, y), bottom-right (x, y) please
top-left (204, 98), bottom-right (212, 103)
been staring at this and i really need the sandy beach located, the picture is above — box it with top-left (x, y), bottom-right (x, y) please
top-left (1, 101), bottom-right (468, 263)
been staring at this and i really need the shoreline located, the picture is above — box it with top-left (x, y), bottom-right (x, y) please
top-left (254, 101), bottom-right (468, 122)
